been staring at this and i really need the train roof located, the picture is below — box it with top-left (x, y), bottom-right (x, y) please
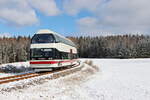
top-left (36, 29), bottom-right (76, 47)
top-left (37, 29), bottom-right (72, 42)
top-left (37, 29), bottom-right (54, 34)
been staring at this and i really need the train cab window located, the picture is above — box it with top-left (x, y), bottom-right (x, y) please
top-left (30, 48), bottom-right (54, 60)
top-left (31, 34), bottom-right (55, 44)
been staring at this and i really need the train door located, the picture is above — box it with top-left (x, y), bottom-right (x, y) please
top-left (70, 49), bottom-right (73, 59)
top-left (69, 49), bottom-right (73, 65)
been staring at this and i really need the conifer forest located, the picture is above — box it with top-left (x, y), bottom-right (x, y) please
top-left (0, 35), bottom-right (150, 64)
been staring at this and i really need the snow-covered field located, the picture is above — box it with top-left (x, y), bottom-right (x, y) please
top-left (0, 59), bottom-right (150, 100)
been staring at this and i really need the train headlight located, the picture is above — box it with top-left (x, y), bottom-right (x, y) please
top-left (43, 48), bottom-right (52, 52)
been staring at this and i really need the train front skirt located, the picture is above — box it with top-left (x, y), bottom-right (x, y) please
top-left (30, 59), bottom-right (80, 71)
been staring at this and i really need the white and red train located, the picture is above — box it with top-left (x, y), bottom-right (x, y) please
top-left (30, 29), bottom-right (79, 71)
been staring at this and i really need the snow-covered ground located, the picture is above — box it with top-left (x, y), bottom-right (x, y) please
top-left (0, 62), bottom-right (30, 77)
top-left (0, 59), bottom-right (150, 100)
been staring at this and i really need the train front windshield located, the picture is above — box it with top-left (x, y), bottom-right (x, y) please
top-left (31, 34), bottom-right (55, 44)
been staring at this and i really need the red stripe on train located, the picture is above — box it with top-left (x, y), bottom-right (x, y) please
top-left (30, 59), bottom-right (77, 64)
top-left (30, 61), bottom-right (58, 64)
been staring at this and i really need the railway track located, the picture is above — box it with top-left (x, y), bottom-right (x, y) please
top-left (0, 63), bottom-right (81, 85)
top-left (0, 72), bottom-right (48, 84)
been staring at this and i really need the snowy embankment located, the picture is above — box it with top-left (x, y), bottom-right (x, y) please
top-left (0, 59), bottom-right (150, 100)
top-left (0, 62), bottom-right (30, 77)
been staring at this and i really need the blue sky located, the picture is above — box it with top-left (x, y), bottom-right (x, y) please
top-left (0, 0), bottom-right (150, 37)
top-left (0, 14), bottom-right (77, 36)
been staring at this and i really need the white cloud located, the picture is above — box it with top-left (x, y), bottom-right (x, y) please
top-left (63, 0), bottom-right (102, 15)
top-left (77, 17), bottom-right (101, 32)
top-left (66, 0), bottom-right (150, 34)
top-left (0, 33), bottom-right (11, 37)
top-left (0, 0), bottom-right (60, 27)
top-left (97, 0), bottom-right (150, 33)
top-left (0, 8), bottom-right (38, 26)
top-left (0, 0), bottom-right (38, 26)
top-left (29, 0), bottom-right (60, 16)
top-left (77, 17), bottom-right (113, 36)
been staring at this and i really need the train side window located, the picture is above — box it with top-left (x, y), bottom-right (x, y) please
top-left (54, 49), bottom-right (61, 59)
top-left (61, 52), bottom-right (69, 59)
top-left (54, 34), bottom-right (76, 47)
top-left (65, 52), bottom-right (69, 59)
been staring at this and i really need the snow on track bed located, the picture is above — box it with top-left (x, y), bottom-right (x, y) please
top-left (0, 62), bottom-right (83, 92)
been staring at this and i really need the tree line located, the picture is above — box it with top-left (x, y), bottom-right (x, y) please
top-left (70, 35), bottom-right (150, 58)
top-left (0, 36), bottom-right (30, 64)
top-left (0, 34), bottom-right (150, 64)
